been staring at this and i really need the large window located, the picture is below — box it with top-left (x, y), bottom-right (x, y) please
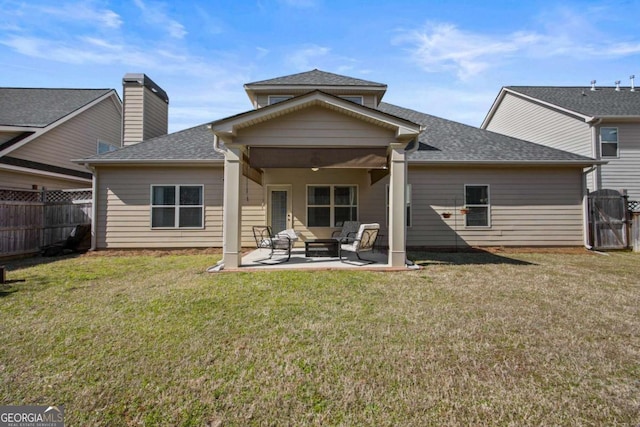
top-left (464, 185), bottom-right (490, 227)
top-left (600, 127), bottom-right (619, 158)
top-left (151, 185), bottom-right (204, 229)
top-left (307, 185), bottom-right (357, 227)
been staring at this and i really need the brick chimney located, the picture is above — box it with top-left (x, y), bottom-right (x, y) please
top-left (122, 73), bottom-right (169, 146)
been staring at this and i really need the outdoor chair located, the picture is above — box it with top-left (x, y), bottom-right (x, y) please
top-left (252, 226), bottom-right (298, 262)
top-left (338, 223), bottom-right (380, 264)
top-left (331, 220), bottom-right (361, 243)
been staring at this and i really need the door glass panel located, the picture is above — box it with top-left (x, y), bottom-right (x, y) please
top-left (271, 190), bottom-right (288, 233)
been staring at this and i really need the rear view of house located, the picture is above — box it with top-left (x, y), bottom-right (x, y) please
top-left (0, 87), bottom-right (122, 190)
top-left (81, 70), bottom-right (598, 268)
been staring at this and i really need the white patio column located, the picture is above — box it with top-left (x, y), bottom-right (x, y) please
top-left (222, 147), bottom-right (242, 269)
top-left (388, 143), bottom-right (407, 267)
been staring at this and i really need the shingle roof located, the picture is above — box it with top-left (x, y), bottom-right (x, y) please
top-left (85, 97), bottom-right (596, 165)
top-left (378, 102), bottom-right (596, 164)
top-left (0, 88), bottom-right (114, 127)
top-left (83, 124), bottom-right (222, 162)
top-left (506, 86), bottom-right (640, 117)
top-left (245, 69), bottom-right (386, 88)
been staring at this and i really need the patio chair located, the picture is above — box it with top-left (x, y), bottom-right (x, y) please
top-left (252, 226), bottom-right (297, 262)
top-left (338, 223), bottom-right (380, 264)
top-left (331, 220), bottom-right (361, 243)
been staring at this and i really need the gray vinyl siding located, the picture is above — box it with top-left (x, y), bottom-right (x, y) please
top-left (599, 122), bottom-right (640, 199)
top-left (11, 97), bottom-right (121, 173)
top-left (406, 166), bottom-right (585, 247)
top-left (0, 169), bottom-right (88, 190)
top-left (486, 93), bottom-right (592, 157)
top-left (96, 166), bottom-right (224, 249)
top-left (143, 86), bottom-right (169, 140)
top-left (122, 84), bottom-right (144, 146)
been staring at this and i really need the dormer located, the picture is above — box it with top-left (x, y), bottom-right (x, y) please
top-left (244, 69), bottom-right (387, 110)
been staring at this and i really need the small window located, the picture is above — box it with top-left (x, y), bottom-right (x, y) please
top-left (385, 184), bottom-right (412, 227)
top-left (307, 185), bottom-right (358, 227)
top-left (600, 127), bottom-right (619, 158)
top-left (97, 140), bottom-right (118, 154)
top-left (340, 96), bottom-right (364, 105)
top-left (464, 185), bottom-right (490, 227)
top-left (268, 95), bottom-right (293, 105)
top-left (151, 185), bottom-right (204, 228)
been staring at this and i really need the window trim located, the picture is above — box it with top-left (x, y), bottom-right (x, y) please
top-left (464, 184), bottom-right (491, 228)
top-left (600, 127), bottom-right (619, 159)
top-left (385, 183), bottom-right (412, 227)
top-left (267, 95), bottom-right (293, 105)
top-left (97, 139), bottom-right (118, 155)
top-left (150, 184), bottom-right (205, 229)
top-left (306, 184), bottom-right (359, 227)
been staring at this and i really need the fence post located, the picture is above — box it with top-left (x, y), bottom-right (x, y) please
top-left (633, 213), bottom-right (640, 252)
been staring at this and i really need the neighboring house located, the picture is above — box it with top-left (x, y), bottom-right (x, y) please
top-left (0, 87), bottom-right (122, 190)
top-left (80, 70), bottom-right (597, 268)
top-left (481, 83), bottom-right (640, 199)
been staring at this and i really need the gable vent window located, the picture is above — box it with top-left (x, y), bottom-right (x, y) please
top-left (268, 95), bottom-right (293, 105)
top-left (600, 127), bottom-right (619, 158)
top-left (340, 96), bottom-right (364, 105)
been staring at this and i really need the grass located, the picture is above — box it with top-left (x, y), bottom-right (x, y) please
top-left (1, 250), bottom-right (639, 426)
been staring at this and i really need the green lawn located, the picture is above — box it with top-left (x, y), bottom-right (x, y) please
top-left (1, 250), bottom-right (639, 426)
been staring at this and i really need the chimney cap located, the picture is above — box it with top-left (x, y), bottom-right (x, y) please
top-left (123, 73), bottom-right (169, 103)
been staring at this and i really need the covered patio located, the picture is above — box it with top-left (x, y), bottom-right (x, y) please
top-left (209, 90), bottom-right (422, 271)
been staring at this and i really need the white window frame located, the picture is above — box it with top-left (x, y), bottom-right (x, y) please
top-left (97, 139), bottom-right (118, 154)
top-left (464, 184), bottom-right (490, 228)
top-left (600, 127), bottom-right (619, 158)
top-left (268, 95), bottom-right (293, 105)
top-left (340, 96), bottom-right (364, 105)
top-left (150, 184), bottom-right (204, 229)
top-left (385, 184), bottom-right (412, 227)
top-left (306, 184), bottom-right (358, 227)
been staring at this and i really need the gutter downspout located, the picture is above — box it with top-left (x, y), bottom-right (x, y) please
top-left (405, 132), bottom-right (423, 269)
top-left (84, 163), bottom-right (98, 252)
top-left (588, 118), bottom-right (602, 191)
top-left (208, 126), bottom-right (228, 272)
top-left (582, 166), bottom-right (597, 250)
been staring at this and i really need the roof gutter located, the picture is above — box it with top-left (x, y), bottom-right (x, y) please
top-left (407, 159), bottom-right (605, 167)
top-left (73, 158), bottom-right (224, 166)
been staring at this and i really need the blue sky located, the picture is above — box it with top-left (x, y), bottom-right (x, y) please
top-left (2, 0), bottom-right (640, 133)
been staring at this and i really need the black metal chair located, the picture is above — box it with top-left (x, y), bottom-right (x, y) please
top-left (331, 220), bottom-right (361, 243)
top-left (252, 226), bottom-right (296, 262)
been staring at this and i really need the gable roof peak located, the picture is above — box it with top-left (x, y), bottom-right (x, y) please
top-left (245, 69), bottom-right (387, 88)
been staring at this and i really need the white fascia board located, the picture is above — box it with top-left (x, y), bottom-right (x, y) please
top-left (407, 159), bottom-right (607, 167)
top-left (503, 88), bottom-right (593, 122)
top-left (75, 158), bottom-right (224, 166)
top-left (0, 90), bottom-right (120, 158)
top-left (212, 92), bottom-right (420, 137)
top-left (0, 162), bottom-right (92, 182)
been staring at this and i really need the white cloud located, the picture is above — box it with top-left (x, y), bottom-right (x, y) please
top-left (395, 23), bottom-right (540, 81)
top-left (285, 45), bottom-right (330, 70)
top-left (397, 18), bottom-right (640, 81)
top-left (38, 2), bottom-right (122, 29)
top-left (133, 0), bottom-right (187, 39)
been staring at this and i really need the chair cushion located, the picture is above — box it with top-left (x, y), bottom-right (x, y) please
top-left (275, 229), bottom-right (299, 241)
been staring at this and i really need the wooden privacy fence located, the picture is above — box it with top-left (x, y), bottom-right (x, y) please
top-left (0, 188), bottom-right (92, 257)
